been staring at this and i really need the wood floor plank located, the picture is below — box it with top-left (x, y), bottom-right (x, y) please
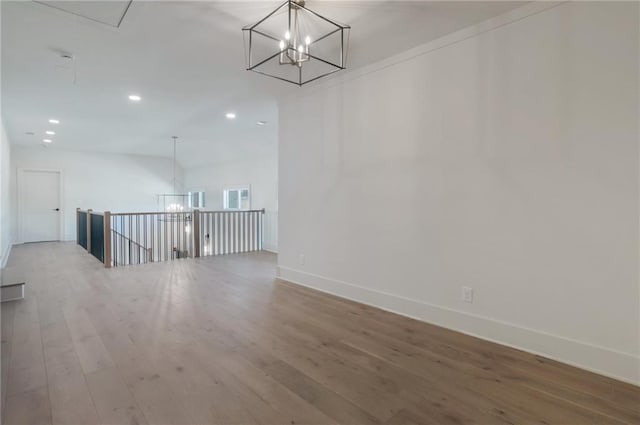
top-left (260, 359), bottom-right (383, 425)
top-left (276, 279), bottom-right (640, 423)
top-left (84, 367), bottom-right (148, 425)
top-left (4, 387), bottom-right (52, 425)
top-left (167, 341), bottom-right (296, 425)
top-left (40, 317), bottom-right (86, 385)
top-left (3, 242), bottom-right (638, 425)
top-left (160, 355), bottom-right (263, 425)
top-left (191, 289), bottom-right (408, 421)
top-left (385, 408), bottom-right (438, 425)
top-left (48, 374), bottom-right (100, 425)
top-left (62, 307), bottom-right (115, 375)
top-left (6, 323), bottom-right (47, 396)
top-left (193, 276), bottom-right (511, 424)
top-left (215, 350), bottom-right (340, 425)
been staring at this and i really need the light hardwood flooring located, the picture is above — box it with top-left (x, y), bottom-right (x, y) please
top-left (1, 242), bottom-right (638, 425)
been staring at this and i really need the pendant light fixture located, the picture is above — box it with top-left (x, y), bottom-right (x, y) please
top-left (157, 136), bottom-right (199, 215)
top-left (166, 136), bottom-right (184, 212)
top-left (171, 136), bottom-right (178, 195)
top-left (242, 0), bottom-right (350, 86)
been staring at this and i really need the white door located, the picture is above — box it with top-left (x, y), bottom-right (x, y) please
top-left (20, 170), bottom-right (61, 243)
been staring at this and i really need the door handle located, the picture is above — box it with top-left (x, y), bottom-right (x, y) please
top-left (53, 208), bottom-right (60, 211)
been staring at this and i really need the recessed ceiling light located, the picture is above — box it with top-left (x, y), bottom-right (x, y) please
top-left (48, 119), bottom-right (60, 124)
top-left (225, 112), bottom-right (236, 119)
top-left (256, 120), bottom-right (267, 126)
top-left (128, 94), bottom-right (142, 101)
top-left (45, 130), bottom-right (56, 135)
top-left (43, 139), bottom-right (52, 143)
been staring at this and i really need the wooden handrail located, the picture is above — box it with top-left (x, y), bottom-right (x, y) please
top-left (82, 209), bottom-right (266, 217)
top-left (111, 209), bottom-right (265, 216)
top-left (78, 207), bottom-right (266, 268)
top-left (111, 228), bottom-right (150, 252)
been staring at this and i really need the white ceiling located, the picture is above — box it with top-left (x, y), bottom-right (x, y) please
top-left (1, 1), bottom-right (524, 168)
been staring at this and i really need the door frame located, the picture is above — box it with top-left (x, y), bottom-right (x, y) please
top-left (17, 168), bottom-right (64, 243)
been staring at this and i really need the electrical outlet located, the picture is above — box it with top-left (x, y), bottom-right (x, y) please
top-left (462, 286), bottom-right (473, 303)
top-left (298, 253), bottom-right (305, 265)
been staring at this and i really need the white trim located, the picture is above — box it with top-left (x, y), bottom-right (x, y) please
top-left (1, 243), bottom-right (12, 269)
top-left (1, 283), bottom-right (25, 302)
top-left (223, 185), bottom-right (252, 210)
top-left (277, 266), bottom-right (640, 386)
top-left (31, 0), bottom-right (131, 33)
top-left (17, 168), bottom-right (64, 243)
top-left (282, 1), bottom-right (564, 100)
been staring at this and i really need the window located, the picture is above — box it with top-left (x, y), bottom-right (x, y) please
top-left (188, 191), bottom-right (205, 209)
top-left (223, 187), bottom-right (250, 210)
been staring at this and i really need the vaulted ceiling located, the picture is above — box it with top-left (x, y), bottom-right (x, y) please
top-left (1, 1), bottom-right (524, 168)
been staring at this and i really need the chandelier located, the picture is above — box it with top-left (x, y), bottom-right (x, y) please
top-left (242, 0), bottom-right (350, 86)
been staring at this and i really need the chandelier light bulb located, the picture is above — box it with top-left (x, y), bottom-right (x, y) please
top-left (242, 0), bottom-right (351, 86)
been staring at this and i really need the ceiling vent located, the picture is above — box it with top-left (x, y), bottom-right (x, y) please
top-left (33, 1), bottom-right (133, 28)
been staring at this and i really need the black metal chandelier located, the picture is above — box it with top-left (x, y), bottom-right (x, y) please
top-left (242, 0), bottom-right (350, 86)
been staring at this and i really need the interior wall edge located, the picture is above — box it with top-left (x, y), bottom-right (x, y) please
top-left (277, 266), bottom-right (640, 386)
top-left (0, 242), bottom-right (11, 269)
top-left (281, 0), bottom-right (564, 102)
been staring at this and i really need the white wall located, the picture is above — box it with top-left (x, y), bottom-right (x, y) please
top-left (185, 153), bottom-right (278, 252)
top-left (278, 2), bottom-right (640, 384)
top-left (0, 120), bottom-right (12, 267)
top-left (10, 146), bottom-right (182, 242)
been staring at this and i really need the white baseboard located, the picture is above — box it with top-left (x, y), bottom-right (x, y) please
top-left (277, 266), bottom-right (640, 386)
top-left (1, 243), bottom-right (12, 269)
top-left (263, 243), bottom-right (278, 254)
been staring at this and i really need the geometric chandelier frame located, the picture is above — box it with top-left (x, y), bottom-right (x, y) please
top-left (242, 0), bottom-right (350, 86)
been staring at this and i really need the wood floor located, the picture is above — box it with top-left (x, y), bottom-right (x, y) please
top-left (1, 242), bottom-right (638, 425)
